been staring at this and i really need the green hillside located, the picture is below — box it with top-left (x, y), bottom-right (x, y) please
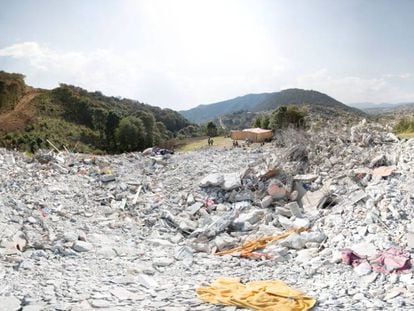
top-left (180, 88), bottom-right (365, 124)
top-left (253, 89), bottom-right (363, 114)
top-left (180, 93), bottom-right (271, 123)
top-left (0, 71), bottom-right (190, 153)
top-left (0, 71), bottom-right (26, 112)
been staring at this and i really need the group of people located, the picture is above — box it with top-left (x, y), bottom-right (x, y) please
top-left (207, 137), bottom-right (214, 146)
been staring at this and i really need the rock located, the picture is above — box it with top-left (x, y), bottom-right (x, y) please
top-left (63, 232), bottom-right (78, 242)
top-left (400, 273), bottom-right (414, 284)
top-left (174, 246), bottom-right (194, 267)
top-left (285, 202), bottom-right (303, 218)
top-left (142, 147), bottom-right (153, 155)
top-left (78, 231), bottom-right (87, 241)
top-left (261, 195), bottom-right (273, 208)
top-left (0, 296), bottom-right (20, 311)
top-left (233, 209), bottom-right (265, 226)
top-left (407, 233), bottom-right (414, 250)
top-left (188, 202), bottom-right (203, 216)
top-left (96, 247), bottom-right (116, 258)
top-left (369, 154), bottom-right (387, 168)
top-left (278, 215), bottom-right (293, 229)
top-left (89, 299), bottom-right (112, 308)
top-left (186, 193), bottom-right (195, 205)
top-left (280, 233), bottom-right (306, 250)
top-left (292, 217), bottom-right (310, 229)
top-left (110, 287), bottom-right (135, 300)
top-left (361, 272), bottom-right (378, 285)
top-left (22, 305), bottom-right (45, 311)
top-left (152, 257), bottom-right (175, 268)
top-left (222, 173), bottom-right (241, 191)
top-left (295, 249), bottom-right (318, 264)
top-left (351, 242), bottom-right (378, 257)
top-left (302, 231), bottom-right (326, 243)
top-left (274, 206), bottom-right (291, 217)
top-left (72, 241), bottom-right (93, 252)
top-left (267, 182), bottom-right (286, 199)
top-left (27, 216), bottom-right (37, 224)
top-left (137, 274), bottom-right (158, 289)
top-left (354, 261), bottom-right (372, 276)
top-left (287, 145), bottom-right (308, 162)
top-left (100, 174), bottom-right (116, 183)
top-left (199, 173), bottom-right (224, 187)
top-left (384, 287), bottom-right (404, 300)
top-left (212, 233), bottom-right (237, 251)
top-left (293, 174), bottom-right (318, 182)
top-left (301, 190), bottom-right (326, 210)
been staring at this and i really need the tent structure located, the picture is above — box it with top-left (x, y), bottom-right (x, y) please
top-left (230, 128), bottom-right (273, 142)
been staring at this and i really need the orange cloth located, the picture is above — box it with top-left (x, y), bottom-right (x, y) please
top-left (196, 277), bottom-right (316, 311)
top-left (216, 227), bottom-right (307, 257)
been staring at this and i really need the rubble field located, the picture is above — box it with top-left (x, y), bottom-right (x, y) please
top-left (2, 121), bottom-right (414, 310)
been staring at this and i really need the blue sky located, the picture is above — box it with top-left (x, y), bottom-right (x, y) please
top-left (1, 0), bottom-right (414, 109)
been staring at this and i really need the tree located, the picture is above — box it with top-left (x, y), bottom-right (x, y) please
top-left (135, 110), bottom-right (156, 147)
top-left (115, 116), bottom-right (146, 152)
top-left (91, 108), bottom-right (108, 142)
top-left (105, 111), bottom-right (120, 150)
top-left (261, 115), bottom-right (270, 129)
top-left (270, 105), bottom-right (306, 130)
top-left (253, 116), bottom-right (262, 128)
top-left (206, 121), bottom-right (218, 137)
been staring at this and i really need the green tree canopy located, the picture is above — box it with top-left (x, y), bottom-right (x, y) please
top-left (270, 105), bottom-right (306, 130)
top-left (261, 115), bottom-right (270, 129)
top-left (115, 116), bottom-right (146, 152)
top-left (253, 116), bottom-right (262, 128)
top-left (206, 121), bottom-right (218, 137)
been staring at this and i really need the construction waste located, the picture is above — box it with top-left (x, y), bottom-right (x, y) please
top-left (0, 121), bottom-right (413, 310)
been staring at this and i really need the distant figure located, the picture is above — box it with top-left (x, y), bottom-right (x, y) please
top-left (208, 137), bottom-right (212, 146)
top-left (210, 138), bottom-right (214, 146)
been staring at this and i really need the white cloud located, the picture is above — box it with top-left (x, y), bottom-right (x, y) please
top-left (0, 42), bottom-right (170, 105)
top-left (291, 69), bottom-right (414, 103)
top-left (0, 41), bottom-right (292, 109)
top-left (2, 42), bottom-right (412, 108)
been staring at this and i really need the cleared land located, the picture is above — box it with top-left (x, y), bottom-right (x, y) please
top-left (178, 136), bottom-right (233, 152)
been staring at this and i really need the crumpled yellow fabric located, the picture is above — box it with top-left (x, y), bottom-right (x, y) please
top-left (215, 227), bottom-right (307, 257)
top-left (196, 277), bottom-right (316, 311)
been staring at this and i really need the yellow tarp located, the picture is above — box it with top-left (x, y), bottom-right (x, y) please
top-left (215, 227), bottom-right (307, 258)
top-left (196, 277), bottom-right (316, 311)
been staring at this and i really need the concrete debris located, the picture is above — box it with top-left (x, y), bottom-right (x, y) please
top-left (1, 121), bottom-right (414, 310)
top-left (0, 296), bottom-right (20, 311)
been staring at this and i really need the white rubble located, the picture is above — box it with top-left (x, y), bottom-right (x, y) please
top-left (1, 122), bottom-right (414, 310)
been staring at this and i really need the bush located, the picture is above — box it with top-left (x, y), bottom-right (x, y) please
top-left (270, 105), bottom-right (307, 130)
top-left (115, 116), bottom-right (146, 152)
top-left (394, 117), bottom-right (414, 133)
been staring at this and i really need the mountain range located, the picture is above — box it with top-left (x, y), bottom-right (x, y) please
top-left (349, 102), bottom-right (414, 114)
top-left (180, 88), bottom-right (364, 124)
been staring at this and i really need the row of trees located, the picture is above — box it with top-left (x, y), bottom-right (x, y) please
top-left (51, 85), bottom-right (187, 152)
top-left (253, 105), bottom-right (307, 130)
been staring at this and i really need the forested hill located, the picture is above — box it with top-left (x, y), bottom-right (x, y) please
top-left (0, 71), bottom-right (190, 153)
top-left (179, 93), bottom-right (271, 124)
top-left (180, 88), bottom-right (364, 123)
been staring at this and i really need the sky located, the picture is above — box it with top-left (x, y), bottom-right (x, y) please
top-left (1, 0), bottom-right (414, 110)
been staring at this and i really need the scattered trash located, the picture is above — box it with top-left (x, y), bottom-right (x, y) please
top-left (372, 165), bottom-right (397, 177)
top-left (342, 247), bottom-right (412, 273)
top-left (39, 207), bottom-right (50, 217)
top-left (216, 227), bottom-right (307, 257)
top-left (196, 277), bottom-right (316, 311)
